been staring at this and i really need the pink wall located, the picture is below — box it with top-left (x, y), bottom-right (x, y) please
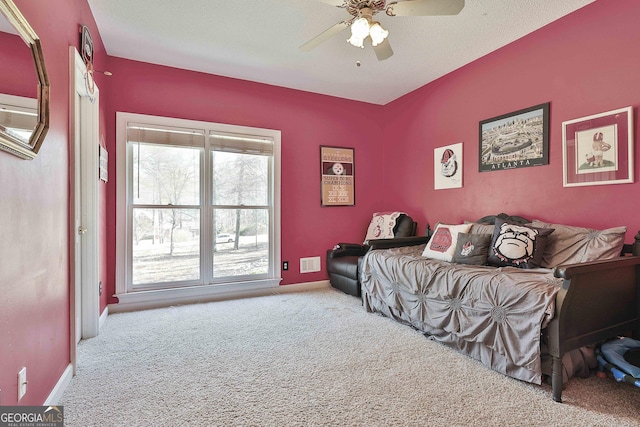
top-left (0, 31), bottom-right (37, 98)
top-left (3, 0), bottom-right (640, 407)
top-left (103, 59), bottom-right (385, 299)
top-left (0, 0), bottom-right (107, 406)
top-left (382, 0), bottom-right (640, 240)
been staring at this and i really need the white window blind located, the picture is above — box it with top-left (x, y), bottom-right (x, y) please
top-left (210, 131), bottom-right (273, 155)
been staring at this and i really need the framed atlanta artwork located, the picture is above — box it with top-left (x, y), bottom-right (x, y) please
top-left (479, 103), bottom-right (550, 172)
top-left (562, 106), bottom-right (634, 187)
top-left (434, 142), bottom-right (463, 190)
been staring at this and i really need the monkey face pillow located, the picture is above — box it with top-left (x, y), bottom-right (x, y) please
top-left (487, 219), bottom-right (554, 269)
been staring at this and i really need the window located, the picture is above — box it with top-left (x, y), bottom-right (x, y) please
top-left (116, 113), bottom-right (281, 300)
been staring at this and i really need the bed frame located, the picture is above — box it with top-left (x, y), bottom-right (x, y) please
top-left (476, 214), bottom-right (640, 402)
top-left (549, 245), bottom-right (640, 401)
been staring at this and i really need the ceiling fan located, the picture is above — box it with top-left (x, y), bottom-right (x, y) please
top-left (299, 0), bottom-right (465, 61)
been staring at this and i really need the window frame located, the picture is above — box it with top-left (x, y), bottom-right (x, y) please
top-left (116, 112), bottom-right (281, 304)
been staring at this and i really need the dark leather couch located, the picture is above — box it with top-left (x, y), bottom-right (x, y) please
top-left (326, 214), bottom-right (430, 297)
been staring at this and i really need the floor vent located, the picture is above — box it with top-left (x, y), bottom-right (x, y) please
top-left (300, 256), bottom-right (321, 273)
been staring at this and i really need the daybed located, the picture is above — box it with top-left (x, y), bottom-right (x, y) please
top-left (360, 214), bottom-right (640, 402)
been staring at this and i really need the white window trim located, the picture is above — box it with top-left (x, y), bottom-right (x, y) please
top-left (115, 112), bottom-right (281, 307)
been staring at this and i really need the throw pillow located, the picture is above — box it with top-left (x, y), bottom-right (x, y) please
top-left (531, 220), bottom-right (626, 267)
top-left (487, 218), bottom-right (554, 269)
top-left (451, 233), bottom-right (492, 265)
top-left (465, 221), bottom-right (496, 235)
top-left (364, 212), bottom-right (404, 242)
top-left (422, 223), bottom-right (472, 262)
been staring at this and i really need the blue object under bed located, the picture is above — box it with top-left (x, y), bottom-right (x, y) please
top-left (597, 337), bottom-right (640, 388)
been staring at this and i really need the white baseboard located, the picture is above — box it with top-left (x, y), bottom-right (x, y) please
top-left (109, 280), bottom-right (331, 313)
top-left (44, 363), bottom-right (73, 406)
top-left (99, 306), bottom-right (109, 332)
top-left (270, 280), bottom-right (330, 294)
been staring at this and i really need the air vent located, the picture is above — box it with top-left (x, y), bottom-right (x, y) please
top-left (300, 256), bottom-right (321, 273)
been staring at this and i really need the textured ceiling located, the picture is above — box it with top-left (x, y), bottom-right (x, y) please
top-left (87, 0), bottom-right (595, 105)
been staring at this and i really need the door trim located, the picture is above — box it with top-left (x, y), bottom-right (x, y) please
top-left (69, 47), bottom-right (100, 373)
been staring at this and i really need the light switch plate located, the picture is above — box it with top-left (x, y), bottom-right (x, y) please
top-left (18, 367), bottom-right (27, 401)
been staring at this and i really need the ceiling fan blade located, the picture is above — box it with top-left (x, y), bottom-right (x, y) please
top-left (299, 21), bottom-right (350, 52)
top-left (316, 0), bottom-right (348, 6)
top-left (373, 38), bottom-right (393, 61)
top-left (386, 0), bottom-right (465, 16)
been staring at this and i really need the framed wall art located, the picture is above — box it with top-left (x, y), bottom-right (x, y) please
top-left (479, 102), bottom-right (549, 172)
top-left (562, 106), bottom-right (634, 187)
top-left (320, 145), bottom-right (355, 206)
top-left (434, 142), bottom-right (463, 190)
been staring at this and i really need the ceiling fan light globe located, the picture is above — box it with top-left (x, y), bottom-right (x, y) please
top-left (351, 17), bottom-right (370, 39)
top-left (369, 22), bottom-right (388, 46)
top-left (347, 34), bottom-right (365, 48)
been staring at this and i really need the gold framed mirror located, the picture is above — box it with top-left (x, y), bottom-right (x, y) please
top-left (0, 0), bottom-right (49, 159)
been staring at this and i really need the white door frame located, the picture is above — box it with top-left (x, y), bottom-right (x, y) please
top-left (69, 47), bottom-right (100, 372)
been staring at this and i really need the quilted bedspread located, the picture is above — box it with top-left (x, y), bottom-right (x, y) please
top-left (361, 245), bottom-right (562, 384)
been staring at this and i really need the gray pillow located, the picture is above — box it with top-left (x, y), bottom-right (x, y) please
top-left (531, 220), bottom-right (626, 267)
top-left (451, 233), bottom-right (492, 265)
top-left (465, 221), bottom-right (496, 235)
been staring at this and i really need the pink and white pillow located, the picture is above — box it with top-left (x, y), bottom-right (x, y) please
top-left (364, 212), bottom-right (404, 242)
top-left (422, 223), bottom-right (472, 262)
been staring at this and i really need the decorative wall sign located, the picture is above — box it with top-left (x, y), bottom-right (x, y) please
top-left (562, 106), bottom-right (633, 187)
top-left (320, 146), bottom-right (354, 206)
top-left (479, 102), bottom-right (549, 172)
top-left (99, 144), bottom-right (108, 182)
top-left (81, 25), bottom-right (93, 65)
top-left (434, 142), bottom-right (463, 190)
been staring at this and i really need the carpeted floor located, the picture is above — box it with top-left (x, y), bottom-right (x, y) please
top-left (61, 288), bottom-right (640, 426)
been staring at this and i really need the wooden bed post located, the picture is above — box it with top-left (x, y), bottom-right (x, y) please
top-left (633, 231), bottom-right (640, 256)
top-left (551, 356), bottom-right (563, 403)
top-left (636, 261), bottom-right (640, 341)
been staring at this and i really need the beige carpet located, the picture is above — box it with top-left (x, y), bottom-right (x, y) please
top-left (61, 288), bottom-right (640, 426)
